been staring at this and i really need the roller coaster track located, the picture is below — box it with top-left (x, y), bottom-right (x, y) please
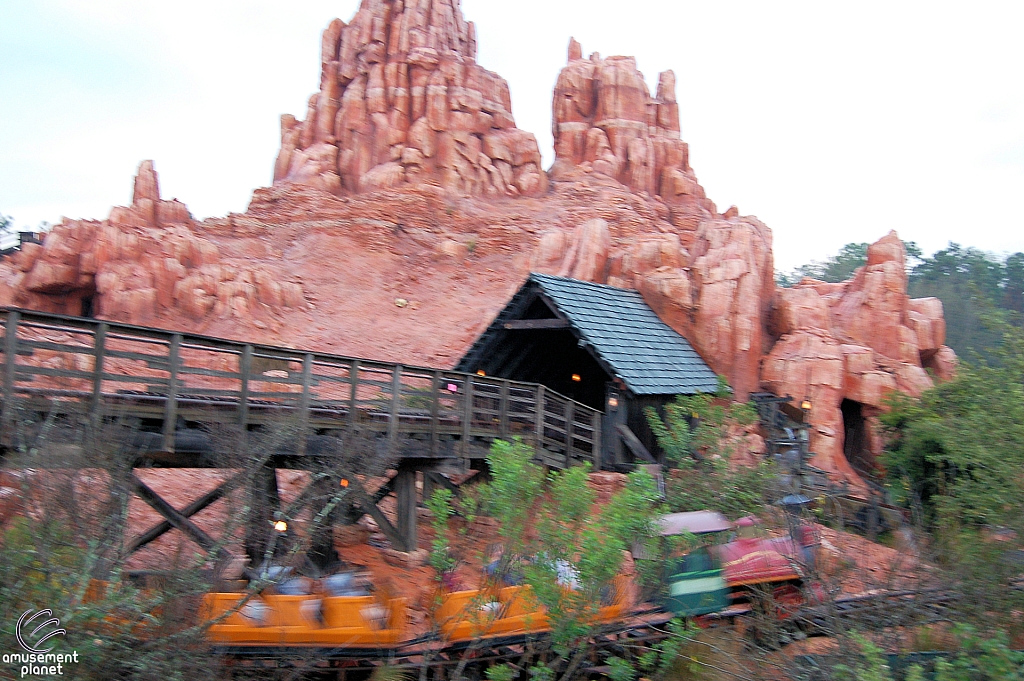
top-left (208, 586), bottom-right (966, 676)
top-left (211, 609), bottom-right (676, 676)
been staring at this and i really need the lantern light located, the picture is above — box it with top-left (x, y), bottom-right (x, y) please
top-left (476, 370), bottom-right (486, 376)
top-left (800, 398), bottom-right (812, 411)
top-left (340, 478), bottom-right (350, 488)
top-left (273, 520), bottom-right (288, 533)
top-left (607, 397), bottom-right (619, 408)
top-left (571, 374), bottom-right (581, 383)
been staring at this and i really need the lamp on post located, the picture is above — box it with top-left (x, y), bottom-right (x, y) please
top-left (797, 397), bottom-right (812, 493)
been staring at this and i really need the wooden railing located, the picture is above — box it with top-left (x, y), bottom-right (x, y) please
top-left (0, 308), bottom-right (601, 468)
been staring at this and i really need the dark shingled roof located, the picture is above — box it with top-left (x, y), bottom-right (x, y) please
top-left (459, 273), bottom-right (721, 396)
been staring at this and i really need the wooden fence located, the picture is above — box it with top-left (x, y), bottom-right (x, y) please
top-left (0, 307), bottom-right (602, 469)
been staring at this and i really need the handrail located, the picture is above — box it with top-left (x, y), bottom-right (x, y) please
top-left (0, 307), bottom-right (601, 467)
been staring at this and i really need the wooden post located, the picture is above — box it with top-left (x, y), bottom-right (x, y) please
top-left (461, 376), bottom-right (474, 458)
top-left (394, 464), bottom-right (417, 553)
top-left (591, 411), bottom-right (602, 470)
top-left (534, 384), bottom-right (546, 450)
top-left (499, 380), bottom-right (510, 438)
top-left (348, 359), bottom-right (360, 428)
top-left (90, 323), bottom-right (107, 425)
top-left (237, 345), bottom-right (252, 455)
top-left (297, 353), bottom-right (313, 457)
top-left (238, 345), bottom-right (252, 429)
top-left (245, 463), bottom-right (281, 568)
top-left (162, 333), bottom-right (181, 453)
top-left (564, 400), bottom-right (575, 468)
top-left (388, 365), bottom-right (402, 445)
top-left (430, 371), bottom-right (441, 456)
top-left (1, 311), bottom-right (19, 444)
top-left (308, 473), bottom-right (340, 571)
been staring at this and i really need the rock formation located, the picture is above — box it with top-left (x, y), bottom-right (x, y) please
top-left (761, 233), bottom-right (955, 481)
top-left (0, 0), bottom-right (958, 489)
top-left (273, 0), bottom-right (547, 198)
top-left (550, 40), bottom-right (712, 215)
top-left (0, 161), bottom-right (304, 327)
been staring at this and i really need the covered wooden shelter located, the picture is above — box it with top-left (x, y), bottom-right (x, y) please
top-left (456, 273), bottom-right (721, 466)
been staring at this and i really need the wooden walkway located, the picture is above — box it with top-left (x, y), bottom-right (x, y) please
top-left (0, 307), bottom-right (601, 468)
top-left (1, 307), bottom-right (604, 559)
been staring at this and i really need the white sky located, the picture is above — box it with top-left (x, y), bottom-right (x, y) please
top-left (1, 1), bottom-right (1022, 270)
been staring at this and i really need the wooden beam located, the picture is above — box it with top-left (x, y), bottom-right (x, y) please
top-left (394, 465), bottom-right (417, 553)
top-left (126, 473), bottom-right (242, 554)
top-left (502, 319), bottom-right (570, 330)
top-left (131, 474), bottom-right (224, 557)
top-left (616, 423), bottom-right (657, 463)
top-left (352, 490), bottom-right (407, 552)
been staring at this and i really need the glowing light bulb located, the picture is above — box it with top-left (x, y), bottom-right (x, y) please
top-left (273, 520), bottom-right (288, 533)
top-left (571, 374), bottom-right (581, 382)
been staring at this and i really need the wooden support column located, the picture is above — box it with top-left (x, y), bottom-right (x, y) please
top-left (162, 333), bottom-right (181, 453)
top-left (1, 311), bottom-right (20, 443)
top-left (394, 464), bottom-right (417, 553)
top-left (245, 464), bottom-right (281, 568)
top-left (308, 473), bottom-right (341, 571)
top-left (591, 411), bottom-right (603, 470)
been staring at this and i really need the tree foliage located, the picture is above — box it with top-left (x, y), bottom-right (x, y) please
top-left (777, 242), bottom-right (872, 286)
top-left (475, 438), bottom-right (661, 657)
top-left (645, 386), bottom-right (769, 520)
top-left (783, 238), bottom-right (1024, 363)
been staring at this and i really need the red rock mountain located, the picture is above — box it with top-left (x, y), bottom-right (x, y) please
top-left (0, 0), bottom-right (955, 488)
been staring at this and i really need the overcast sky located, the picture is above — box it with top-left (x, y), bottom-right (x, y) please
top-left (1, 1), bottom-right (1022, 270)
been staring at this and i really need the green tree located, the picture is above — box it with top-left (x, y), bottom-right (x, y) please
top-left (476, 438), bottom-right (661, 670)
top-left (645, 385), bottom-right (769, 519)
top-left (882, 311), bottom-right (1024, 626)
top-left (778, 242), bottom-right (870, 286)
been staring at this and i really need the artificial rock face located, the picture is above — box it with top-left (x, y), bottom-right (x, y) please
top-left (273, 0), bottom-right (547, 198)
top-left (550, 40), bottom-right (712, 212)
top-left (0, 2), bottom-right (958, 491)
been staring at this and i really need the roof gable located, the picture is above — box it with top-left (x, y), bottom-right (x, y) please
top-left (459, 273), bottom-right (721, 396)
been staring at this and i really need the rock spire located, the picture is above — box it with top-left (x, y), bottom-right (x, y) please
top-left (274, 0), bottom-right (547, 197)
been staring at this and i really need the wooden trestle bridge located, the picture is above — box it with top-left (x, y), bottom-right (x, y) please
top-left (0, 307), bottom-right (602, 565)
